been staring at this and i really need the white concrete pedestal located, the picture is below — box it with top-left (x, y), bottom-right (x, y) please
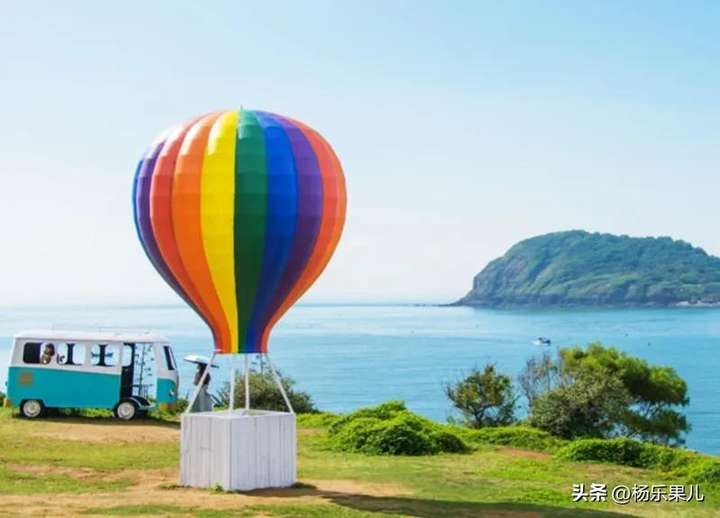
top-left (180, 410), bottom-right (296, 491)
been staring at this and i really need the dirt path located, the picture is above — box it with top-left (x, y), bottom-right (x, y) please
top-left (0, 462), bottom-right (412, 517)
top-left (28, 419), bottom-right (181, 443)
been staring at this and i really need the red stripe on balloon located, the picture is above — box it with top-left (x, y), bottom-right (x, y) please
top-left (149, 116), bottom-right (218, 339)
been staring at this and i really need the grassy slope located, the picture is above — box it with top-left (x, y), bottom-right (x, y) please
top-left (0, 409), bottom-right (716, 517)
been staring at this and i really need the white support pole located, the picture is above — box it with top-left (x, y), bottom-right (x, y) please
top-left (185, 352), bottom-right (217, 414)
top-left (264, 353), bottom-right (294, 414)
top-left (229, 354), bottom-right (236, 413)
top-left (244, 353), bottom-right (250, 410)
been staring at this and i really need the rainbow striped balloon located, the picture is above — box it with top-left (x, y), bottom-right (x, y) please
top-left (133, 110), bottom-right (346, 354)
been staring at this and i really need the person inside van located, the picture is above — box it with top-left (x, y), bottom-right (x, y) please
top-left (40, 343), bottom-right (56, 365)
top-left (191, 362), bottom-right (213, 412)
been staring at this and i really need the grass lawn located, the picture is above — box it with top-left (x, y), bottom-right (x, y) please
top-left (0, 408), bottom-right (716, 517)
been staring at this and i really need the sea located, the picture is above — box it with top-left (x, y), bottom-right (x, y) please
top-left (0, 304), bottom-right (718, 454)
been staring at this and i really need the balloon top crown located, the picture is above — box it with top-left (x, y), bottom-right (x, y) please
top-left (133, 110), bottom-right (347, 354)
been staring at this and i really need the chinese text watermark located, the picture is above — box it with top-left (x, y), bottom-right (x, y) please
top-left (572, 483), bottom-right (705, 504)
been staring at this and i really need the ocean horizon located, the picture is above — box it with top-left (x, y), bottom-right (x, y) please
top-left (1, 303), bottom-right (718, 454)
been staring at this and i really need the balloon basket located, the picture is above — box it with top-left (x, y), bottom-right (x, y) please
top-left (180, 409), bottom-right (296, 490)
top-left (180, 352), bottom-right (297, 491)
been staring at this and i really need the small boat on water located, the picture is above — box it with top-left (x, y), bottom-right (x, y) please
top-left (532, 337), bottom-right (552, 346)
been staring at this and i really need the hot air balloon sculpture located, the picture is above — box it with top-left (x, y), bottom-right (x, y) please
top-left (133, 109), bottom-right (346, 415)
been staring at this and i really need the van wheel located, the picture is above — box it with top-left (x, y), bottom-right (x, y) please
top-left (20, 399), bottom-right (45, 419)
top-left (114, 400), bottom-right (138, 421)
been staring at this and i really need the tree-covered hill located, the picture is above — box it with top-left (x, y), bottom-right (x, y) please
top-left (456, 230), bottom-right (720, 307)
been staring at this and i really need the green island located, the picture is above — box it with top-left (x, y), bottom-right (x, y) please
top-left (456, 230), bottom-right (720, 307)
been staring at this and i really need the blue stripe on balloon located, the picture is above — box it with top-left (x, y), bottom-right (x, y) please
top-left (245, 111), bottom-right (299, 352)
top-left (257, 113), bottom-right (324, 335)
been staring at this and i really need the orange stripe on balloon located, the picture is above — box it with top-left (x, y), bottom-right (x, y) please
top-left (259, 121), bottom-right (346, 352)
top-left (149, 117), bottom-right (219, 341)
top-left (172, 112), bottom-right (231, 353)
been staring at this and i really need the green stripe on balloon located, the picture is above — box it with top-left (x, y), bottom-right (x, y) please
top-left (233, 110), bottom-right (268, 353)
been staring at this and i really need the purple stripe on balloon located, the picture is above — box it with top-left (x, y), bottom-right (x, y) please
top-left (133, 139), bottom-right (187, 300)
top-left (257, 114), bottom-right (324, 342)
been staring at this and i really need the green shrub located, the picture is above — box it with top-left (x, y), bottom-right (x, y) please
top-left (555, 437), bottom-right (699, 470)
top-left (462, 426), bottom-right (565, 452)
top-left (687, 460), bottom-right (720, 484)
top-left (636, 443), bottom-right (694, 471)
top-left (174, 397), bottom-right (189, 413)
top-left (328, 401), bottom-right (470, 456)
top-left (331, 417), bottom-right (385, 453)
top-left (328, 400), bottom-right (406, 435)
top-left (365, 414), bottom-right (438, 455)
top-left (555, 436), bottom-right (720, 484)
top-left (0, 392), bottom-right (5, 406)
top-left (431, 429), bottom-right (472, 453)
top-left (297, 412), bottom-right (340, 429)
top-left (556, 438), bottom-right (648, 467)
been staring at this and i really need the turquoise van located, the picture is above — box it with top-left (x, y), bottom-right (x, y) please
top-left (4, 330), bottom-right (179, 420)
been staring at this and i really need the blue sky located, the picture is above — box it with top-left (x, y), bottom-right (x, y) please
top-left (1, 1), bottom-right (719, 304)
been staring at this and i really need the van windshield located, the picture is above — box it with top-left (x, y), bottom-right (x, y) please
top-left (163, 346), bottom-right (176, 371)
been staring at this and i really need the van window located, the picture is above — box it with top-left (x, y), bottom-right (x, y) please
top-left (22, 342), bottom-right (42, 364)
top-left (91, 344), bottom-right (118, 367)
top-left (105, 344), bottom-right (119, 366)
top-left (57, 343), bottom-right (85, 366)
top-left (163, 346), bottom-right (176, 371)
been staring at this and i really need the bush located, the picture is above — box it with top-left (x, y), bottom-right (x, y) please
top-left (687, 460), bottom-right (720, 484)
top-left (462, 426), bottom-right (566, 452)
top-left (297, 412), bottom-right (340, 429)
top-left (365, 414), bottom-right (439, 455)
top-left (555, 436), bottom-right (720, 485)
top-left (328, 400), bottom-right (406, 435)
top-left (174, 397), bottom-right (189, 413)
top-left (431, 429), bottom-right (473, 453)
top-left (555, 437), bottom-right (698, 471)
top-left (328, 401), bottom-right (470, 456)
top-left (0, 391), bottom-right (5, 406)
top-left (556, 438), bottom-right (649, 467)
top-left (331, 417), bottom-right (385, 453)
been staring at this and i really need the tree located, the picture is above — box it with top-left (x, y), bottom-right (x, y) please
top-left (445, 364), bottom-right (517, 428)
top-left (561, 343), bottom-right (690, 444)
top-left (523, 342), bottom-right (690, 444)
top-left (216, 367), bottom-right (317, 414)
top-left (528, 372), bottom-right (631, 439)
top-left (518, 349), bottom-right (566, 407)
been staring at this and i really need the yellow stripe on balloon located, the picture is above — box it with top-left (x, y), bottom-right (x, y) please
top-left (201, 110), bottom-right (240, 352)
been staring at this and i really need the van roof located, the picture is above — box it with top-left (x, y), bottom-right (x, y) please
top-left (13, 329), bottom-right (170, 343)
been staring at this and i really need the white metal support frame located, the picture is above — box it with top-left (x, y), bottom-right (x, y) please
top-left (185, 351), bottom-right (293, 415)
top-left (229, 354), bottom-right (236, 412)
top-left (185, 352), bottom-right (217, 414)
top-left (244, 353), bottom-right (250, 410)
top-left (264, 353), bottom-right (294, 414)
